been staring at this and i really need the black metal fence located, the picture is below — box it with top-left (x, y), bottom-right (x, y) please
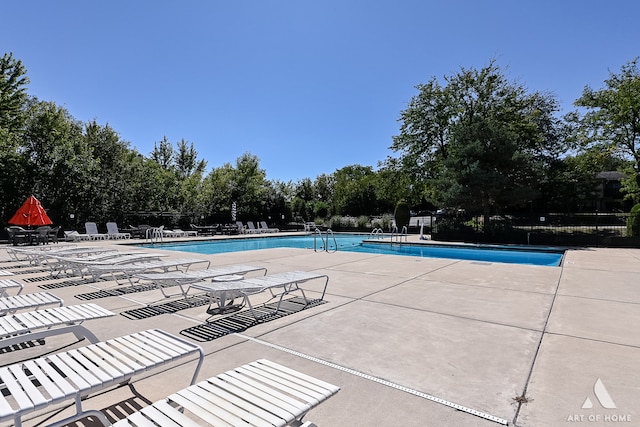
top-left (429, 212), bottom-right (640, 248)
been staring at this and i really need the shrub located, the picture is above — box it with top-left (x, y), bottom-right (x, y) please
top-left (328, 215), bottom-right (342, 230)
top-left (356, 215), bottom-right (369, 229)
top-left (627, 204), bottom-right (640, 237)
top-left (313, 201), bottom-right (330, 219)
top-left (394, 199), bottom-right (410, 230)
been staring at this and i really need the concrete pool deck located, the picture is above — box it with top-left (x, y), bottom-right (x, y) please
top-left (2, 234), bottom-right (639, 426)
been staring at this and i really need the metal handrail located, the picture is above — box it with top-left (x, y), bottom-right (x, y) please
top-left (390, 225), bottom-right (408, 243)
top-left (313, 228), bottom-right (337, 252)
top-left (145, 226), bottom-right (163, 244)
top-left (370, 227), bottom-right (384, 239)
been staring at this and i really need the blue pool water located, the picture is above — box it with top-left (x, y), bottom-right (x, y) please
top-left (141, 234), bottom-right (564, 266)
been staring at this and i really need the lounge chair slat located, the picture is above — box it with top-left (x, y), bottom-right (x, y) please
top-left (209, 374), bottom-right (297, 423)
top-left (112, 410), bottom-right (163, 427)
top-left (0, 366), bottom-right (37, 414)
top-left (169, 387), bottom-right (250, 426)
top-left (21, 360), bottom-right (67, 403)
top-left (257, 359), bottom-right (340, 394)
top-left (53, 351), bottom-right (104, 390)
top-left (236, 365), bottom-right (323, 405)
top-left (6, 365), bottom-right (50, 409)
top-left (144, 399), bottom-right (202, 427)
top-left (185, 380), bottom-right (281, 425)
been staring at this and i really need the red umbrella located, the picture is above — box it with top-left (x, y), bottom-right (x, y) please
top-left (8, 195), bottom-right (53, 227)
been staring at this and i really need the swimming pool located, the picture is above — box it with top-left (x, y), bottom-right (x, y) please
top-left (141, 234), bottom-right (564, 266)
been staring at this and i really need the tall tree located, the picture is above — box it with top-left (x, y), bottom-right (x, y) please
top-left (0, 53), bottom-right (30, 220)
top-left (573, 58), bottom-right (640, 202)
top-left (332, 164), bottom-right (378, 216)
top-left (0, 52), bottom-right (29, 136)
top-left (392, 61), bottom-right (563, 224)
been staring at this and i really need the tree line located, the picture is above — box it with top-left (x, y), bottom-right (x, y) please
top-left (1, 52), bottom-right (639, 232)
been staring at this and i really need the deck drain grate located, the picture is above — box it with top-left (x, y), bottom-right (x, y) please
top-left (180, 297), bottom-right (326, 342)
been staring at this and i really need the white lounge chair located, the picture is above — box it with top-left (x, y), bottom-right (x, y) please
top-left (6, 244), bottom-right (85, 263)
top-left (0, 278), bottom-right (23, 296)
top-left (83, 257), bottom-right (211, 284)
top-left (106, 222), bottom-right (131, 239)
top-left (246, 221), bottom-right (262, 234)
top-left (63, 230), bottom-right (90, 242)
top-left (46, 252), bottom-right (167, 278)
top-left (260, 220), bottom-right (280, 233)
top-left (85, 222), bottom-right (109, 240)
top-left (0, 303), bottom-right (115, 348)
top-left (190, 270), bottom-right (329, 321)
top-left (110, 358), bottom-right (340, 427)
top-left (0, 328), bottom-right (204, 427)
top-left (134, 264), bottom-right (268, 299)
top-left (0, 291), bottom-right (63, 316)
top-left (172, 228), bottom-right (198, 237)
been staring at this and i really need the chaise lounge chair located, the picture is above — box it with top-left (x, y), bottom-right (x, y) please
top-left (134, 264), bottom-right (268, 299)
top-left (0, 328), bottom-right (204, 427)
top-left (110, 358), bottom-right (340, 427)
top-left (171, 228), bottom-right (198, 237)
top-left (106, 222), bottom-right (131, 239)
top-left (189, 270), bottom-right (329, 321)
top-left (85, 222), bottom-right (109, 240)
top-left (82, 257), bottom-right (211, 284)
top-left (0, 278), bottom-right (23, 297)
top-left (246, 221), bottom-right (262, 234)
top-left (0, 291), bottom-right (63, 316)
top-left (0, 303), bottom-right (115, 349)
top-left (63, 230), bottom-right (91, 242)
top-left (260, 220), bottom-right (280, 233)
top-left (45, 251), bottom-right (168, 278)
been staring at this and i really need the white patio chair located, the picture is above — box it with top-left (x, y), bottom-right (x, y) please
top-left (85, 222), bottom-right (109, 240)
top-left (261, 220), bottom-right (280, 233)
top-left (106, 222), bottom-right (131, 239)
top-left (246, 221), bottom-right (262, 233)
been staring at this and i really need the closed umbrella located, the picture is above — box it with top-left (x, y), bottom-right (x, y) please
top-left (8, 195), bottom-right (53, 227)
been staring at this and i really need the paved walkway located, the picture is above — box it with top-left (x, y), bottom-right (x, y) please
top-left (2, 237), bottom-right (639, 426)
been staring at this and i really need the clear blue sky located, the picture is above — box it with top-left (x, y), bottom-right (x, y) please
top-left (2, 1), bottom-right (639, 182)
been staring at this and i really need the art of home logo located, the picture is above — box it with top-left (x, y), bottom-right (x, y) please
top-left (566, 378), bottom-right (632, 423)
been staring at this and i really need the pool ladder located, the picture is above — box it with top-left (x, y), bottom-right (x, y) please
top-left (369, 227), bottom-right (385, 239)
top-left (313, 228), bottom-right (337, 253)
top-left (391, 225), bottom-right (408, 243)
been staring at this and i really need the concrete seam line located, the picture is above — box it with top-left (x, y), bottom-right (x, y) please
top-left (236, 333), bottom-right (509, 425)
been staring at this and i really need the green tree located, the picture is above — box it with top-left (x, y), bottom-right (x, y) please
top-left (332, 164), bottom-right (378, 216)
top-left (20, 100), bottom-right (90, 225)
top-left (0, 53), bottom-right (30, 221)
top-left (392, 61), bottom-right (563, 225)
top-left (573, 58), bottom-right (640, 202)
top-left (233, 153), bottom-right (268, 219)
top-left (0, 52), bottom-right (29, 135)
